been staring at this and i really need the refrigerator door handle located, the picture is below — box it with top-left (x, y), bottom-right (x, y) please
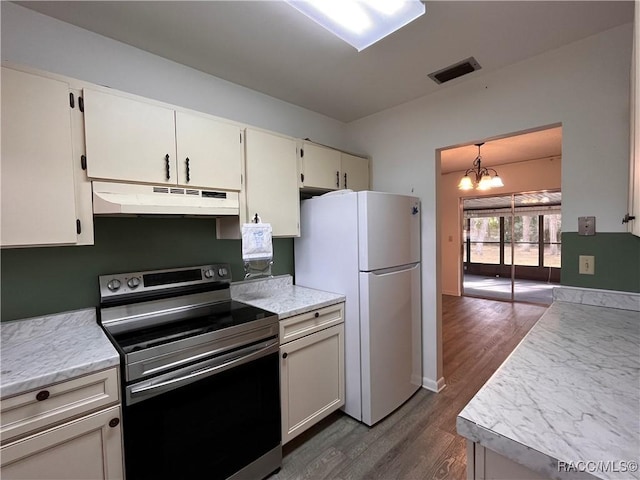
top-left (366, 263), bottom-right (420, 276)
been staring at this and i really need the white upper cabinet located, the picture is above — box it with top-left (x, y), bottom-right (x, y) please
top-left (340, 152), bottom-right (370, 191)
top-left (300, 142), bottom-right (369, 192)
top-left (245, 129), bottom-right (300, 237)
top-left (629, 4), bottom-right (640, 237)
top-left (84, 88), bottom-right (242, 191)
top-left (301, 142), bottom-right (342, 190)
top-left (174, 111), bottom-right (242, 190)
top-left (84, 88), bottom-right (176, 185)
top-left (1, 67), bottom-right (82, 247)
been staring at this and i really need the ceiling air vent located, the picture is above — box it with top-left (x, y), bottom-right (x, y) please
top-left (428, 57), bottom-right (481, 85)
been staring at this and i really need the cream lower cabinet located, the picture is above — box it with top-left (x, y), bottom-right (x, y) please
top-left (279, 303), bottom-right (345, 444)
top-left (1, 406), bottom-right (123, 480)
top-left (0, 368), bottom-right (124, 480)
top-left (467, 441), bottom-right (550, 480)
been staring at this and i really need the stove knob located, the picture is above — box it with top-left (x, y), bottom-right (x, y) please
top-left (107, 279), bottom-right (121, 292)
top-left (204, 269), bottom-right (215, 279)
top-left (127, 277), bottom-right (141, 289)
top-left (218, 267), bottom-right (228, 277)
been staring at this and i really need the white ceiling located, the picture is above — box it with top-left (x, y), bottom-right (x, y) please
top-left (440, 126), bottom-right (563, 174)
top-left (16, 1), bottom-right (633, 124)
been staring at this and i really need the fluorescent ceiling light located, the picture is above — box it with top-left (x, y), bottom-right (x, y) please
top-left (286, 0), bottom-right (426, 52)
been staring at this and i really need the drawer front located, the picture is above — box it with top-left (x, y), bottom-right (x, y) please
top-left (279, 303), bottom-right (344, 344)
top-left (1, 368), bottom-right (119, 444)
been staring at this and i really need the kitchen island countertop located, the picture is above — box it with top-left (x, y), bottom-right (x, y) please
top-left (457, 287), bottom-right (640, 480)
top-left (231, 275), bottom-right (345, 319)
top-left (1, 308), bottom-right (119, 399)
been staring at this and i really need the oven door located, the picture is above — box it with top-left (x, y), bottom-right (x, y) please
top-left (122, 339), bottom-right (281, 480)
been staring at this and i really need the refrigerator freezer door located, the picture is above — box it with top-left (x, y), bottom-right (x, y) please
top-left (359, 263), bottom-right (422, 426)
top-left (357, 191), bottom-right (421, 272)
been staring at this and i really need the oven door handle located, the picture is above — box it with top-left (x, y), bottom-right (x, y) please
top-left (127, 338), bottom-right (279, 404)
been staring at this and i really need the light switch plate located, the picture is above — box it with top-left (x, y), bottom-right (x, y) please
top-left (578, 216), bottom-right (596, 236)
top-left (579, 255), bottom-right (595, 275)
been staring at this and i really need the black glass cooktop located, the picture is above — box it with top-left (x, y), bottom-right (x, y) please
top-left (112, 301), bottom-right (275, 354)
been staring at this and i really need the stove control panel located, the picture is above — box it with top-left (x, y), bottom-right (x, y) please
top-left (99, 264), bottom-right (233, 300)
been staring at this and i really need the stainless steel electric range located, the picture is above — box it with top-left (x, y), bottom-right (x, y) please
top-left (98, 264), bottom-right (281, 480)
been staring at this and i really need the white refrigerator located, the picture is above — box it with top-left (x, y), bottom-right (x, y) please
top-left (294, 190), bottom-right (422, 426)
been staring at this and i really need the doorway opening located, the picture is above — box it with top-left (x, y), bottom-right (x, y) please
top-left (462, 191), bottom-right (561, 304)
top-left (438, 124), bottom-right (562, 305)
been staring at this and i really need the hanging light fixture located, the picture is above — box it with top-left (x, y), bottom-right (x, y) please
top-left (457, 143), bottom-right (504, 191)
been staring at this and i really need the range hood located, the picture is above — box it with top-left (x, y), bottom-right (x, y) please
top-left (92, 181), bottom-right (240, 216)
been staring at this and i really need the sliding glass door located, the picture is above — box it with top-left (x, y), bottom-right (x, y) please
top-left (462, 191), bottom-right (561, 304)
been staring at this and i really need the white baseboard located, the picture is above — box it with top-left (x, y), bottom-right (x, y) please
top-left (422, 376), bottom-right (446, 392)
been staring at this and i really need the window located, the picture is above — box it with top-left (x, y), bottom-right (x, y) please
top-left (467, 213), bottom-right (560, 268)
top-left (469, 217), bottom-right (500, 264)
top-left (543, 214), bottom-right (562, 268)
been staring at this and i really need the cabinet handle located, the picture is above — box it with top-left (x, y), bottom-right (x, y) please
top-left (108, 418), bottom-right (120, 428)
top-left (186, 157), bottom-right (191, 183)
top-left (336, 171), bottom-right (340, 188)
top-left (36, 390), bottom-right (50, 401)
top-left (282, 352), bottom-right (288, 359)
top-left (314, 312), bottom-right (320, 318)
top-left (165, 154), bottom-right (171, 180)
top-left (344, 173), bottom-right (348, 189)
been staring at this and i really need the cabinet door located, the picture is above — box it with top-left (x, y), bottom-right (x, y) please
top-left (301, 142), bottom-right (341, 190)
top-left (470, 442), bottom-right (549, 480)
top-left (245, 129), bottom-right (300, 236)
top-left (341, 153), bottom-right (369, 191)
top-left (1, 67), bottom-right (78, 246)
top-left (1, 406), bottom-right (123, 480)
top-left (280, 324), bottom-right (345, 444)
top-left (175, 111), bottom-right (242, 190)
top-left (84, 88), bottom-right (176, 185)
top-left (630, 3), bottom-right (640, 237)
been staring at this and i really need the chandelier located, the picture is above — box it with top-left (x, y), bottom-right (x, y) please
top-left (457, 142), bottom-right (504, 191)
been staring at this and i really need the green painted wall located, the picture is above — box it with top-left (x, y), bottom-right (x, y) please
top-left (1, 217), bottom-right (294, 322)
top-left (561, 232), bottom-right (640, 292)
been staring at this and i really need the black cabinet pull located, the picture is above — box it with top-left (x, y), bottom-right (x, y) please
top-left (165, 154), bottom-right (170, 180)
top-left (336, 171), bottom-right (339, 188)
top-left (282, 352), bottom-right (288, 359)
top-left (108, 418), bottom-right (120, 428)
top-left (36, 390), bottom-right (50, 401)
top-left (76, 219), bottom-right (82, 235)
top-left (622, 213), bottom-right (636, 224)
top-left (186, 157), bottom-right (190, 183)
top-left (344, 173), bottom-right (348, 189)
top-left (314, 312), bottom-right (319, 318)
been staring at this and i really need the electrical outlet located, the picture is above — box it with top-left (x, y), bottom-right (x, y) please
top-left (579, 255), bottom-right (595, 275)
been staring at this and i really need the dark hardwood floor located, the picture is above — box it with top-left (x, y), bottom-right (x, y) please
top-left (271, 295), bottom-right (548, 480)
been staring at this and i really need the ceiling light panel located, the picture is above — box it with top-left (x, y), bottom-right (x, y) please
top-left (286, 0), bottom-right (426, 52)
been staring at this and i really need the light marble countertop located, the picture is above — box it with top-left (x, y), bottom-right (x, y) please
top-left (457, 289), bottom-right (640, 480)
top-left (231, 275), bottom-right (345, 319)
top-left (1, 308), bottom-right (119, 399)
